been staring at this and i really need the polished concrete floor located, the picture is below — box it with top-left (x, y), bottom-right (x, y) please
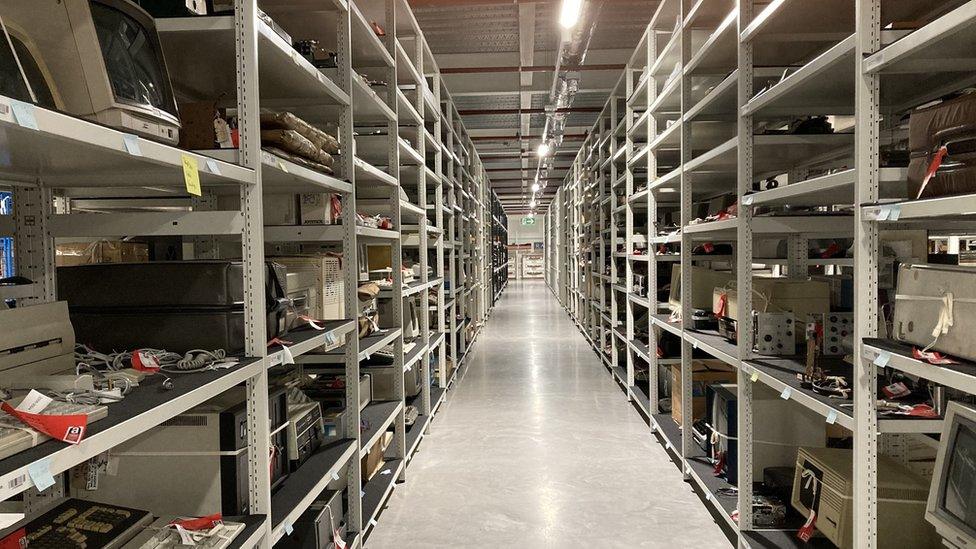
top-left (366, 280), bottom-right (731, 548)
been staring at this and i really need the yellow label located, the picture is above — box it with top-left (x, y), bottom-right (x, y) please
top-left (750, 371), bottom-right (759, 383)
top-left (182, 154), bottom-right (201, 196)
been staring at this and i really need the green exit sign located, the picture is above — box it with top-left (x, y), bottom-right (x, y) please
top-left (521, 217), bottom-right (536, 226)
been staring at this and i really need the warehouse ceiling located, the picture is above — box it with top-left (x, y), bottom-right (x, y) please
top-left (409, 0), bottom-right (657, 214)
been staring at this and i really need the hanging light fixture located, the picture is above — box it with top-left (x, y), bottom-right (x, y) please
top-left (537, 142), bottom-right (551, 157)
top-left (560, 0), bottom-right (583, 29)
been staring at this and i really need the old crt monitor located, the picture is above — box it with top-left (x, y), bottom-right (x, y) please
top-left (792, 447), bottom-right (939, 549)
top-left (927, 401), bottom-right (976, 548)
top-left (0, 0), bottom-right (180, 143)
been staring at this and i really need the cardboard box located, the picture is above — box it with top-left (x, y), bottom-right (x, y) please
top-left (671, 359), bottom-right (736, 426)
top-left (300, 193), bottom-right (341, 225)
top-left (361, 431), bottom-right (393, 481)
top-left (263, 194), bottom-right (301, 226)
top-left (56, 241), bottom-right (149, 266)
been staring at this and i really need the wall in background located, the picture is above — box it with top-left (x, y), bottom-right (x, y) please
top-left (508, 214), bottom-right (545, 246)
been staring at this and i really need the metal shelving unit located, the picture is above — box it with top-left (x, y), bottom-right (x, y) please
top-left (547, 1), bottom-right (973, 547)
top-left (0, 0), bottom-right (497, 547)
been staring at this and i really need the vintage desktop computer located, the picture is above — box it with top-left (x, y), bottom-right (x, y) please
top-left (791, 446), bottom-right (939, 548)
top-left (0, 0), bottom-right (181, 143)
top-left (927, 401), bottom-right (976, 549)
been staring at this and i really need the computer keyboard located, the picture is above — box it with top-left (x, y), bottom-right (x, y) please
top-left (122, 517), bottom-right (245, 549)
top-left (17, 499), bottom-right (152, 549)
top-left (0, 398), bottom-right (108, 460)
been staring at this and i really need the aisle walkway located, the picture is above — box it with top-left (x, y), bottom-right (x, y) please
top-left (366, 280), bottom-right (730, 548)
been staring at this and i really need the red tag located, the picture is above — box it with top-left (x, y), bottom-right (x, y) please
top-left (0, 528), bottom-right (26, 549)
top-left (1, 402), bottom-right (88, 444)
top-left (268, 337), bottom-right (294, 347)
top-left (656, 346), bottom-right (664, 359)
top-left (908, 404), bottom-right (939, 418)
top-left (131, 350), bottom-right (160, 372)
top-left (797, 509), bottom-right (817, 542)
top-left (713, 451), bottom-right (726, 476)
top-left (918, 145), bottom-right (949, 199)
top-left (713, 293), bottom-right (728, 317)
top-left (703, 242), bottom-right (715, 253)
top-left (820, 242), bottom-right (840, 259)
top-left (171, 513), bottom-right (223, 531)
top-left (912, 347), bottom-right (959, 365)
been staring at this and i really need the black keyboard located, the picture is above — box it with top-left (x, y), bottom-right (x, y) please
top-left (17, 499), bottom-right (152, 549)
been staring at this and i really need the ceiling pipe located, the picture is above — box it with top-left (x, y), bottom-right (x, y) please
top-left (458, 106), bottom-right (601, 116)
top-left (442, 63), bottom-right (623, 74)
top-left (530, 0), bottom-right (605, 206)
top-left (471, 133), bottom-right (586, 141)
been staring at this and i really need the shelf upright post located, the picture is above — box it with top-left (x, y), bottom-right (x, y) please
top-left (234, 0), bottom-right (272, 545)
top-left (413, 27), bottom-right (432, 420)
top-left (336, 3), bottom-right (363, 539)
top-left (380, 0), bottom-right (408, 485)
top-left (12, 186), bottom-right (55, 304)
top-left (431, 70), bottom-right (446, 404)
top-left (735, 0), bottom-right (755, 541)
top-left (609, 97), bottom-right (620, 371)
top-left (854, 0), bottom-right (882, 545)
top-left (624, 63), bottom-right (636, 402)
top-left (645, 22), bottom-right (658, 412)
top-left (679, 12), bottom-right (694, 476)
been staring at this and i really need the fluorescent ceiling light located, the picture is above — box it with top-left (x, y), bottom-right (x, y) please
top-left (532, 183), bottom-right (540, 192)
top-left (560, 0), bottom-right (583, 29)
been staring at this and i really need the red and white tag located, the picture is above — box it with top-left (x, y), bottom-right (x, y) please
top-left (713, 293), bottom-right (728, 317)
top-left (131, 350), bottom-right (161, 373)
top-left (882, 381), bottom-right (911, 399)
top-left (912, 347), bottom-right (959, 365)
top-left (712, 451), bottom-right (726, 476)
top-left (918, 145), bottom-right (949, 199)
top-left (171, 513), bottom-right (223, 531)
top-left (0, 528), bottom-right (26, 549)
top-left (797, 509), bottom-right (817, 542)
top-left (2, 396), bottom-right (89, 445)
top-left (334, 530), bottom-right (347, 549)
top-left (908, 404), bottom-right (940, 418)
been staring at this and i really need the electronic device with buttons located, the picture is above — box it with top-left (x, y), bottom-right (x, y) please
top-left (121, 516), bottom-right (245, 549)
top-left (0, 498), bottom-right (153, 549)
top-left (70, 387), bottom-right (287, 517)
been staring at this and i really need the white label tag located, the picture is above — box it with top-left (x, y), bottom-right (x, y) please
top-left (889, 205), bottom-right (901, 221)
top-left (206, 158), bottom-right (221, 176)
top-left (876, 206), bottom-right (891, 221)
top-left (27, 457), bottom-right (55, 492)
top-left (360, 490), bottom-right (365, 498)
top-left (106, 455), bottom-right (120, 477)
top-left (10, 100), bottom-right (38, 130)
top-left (404, 364), bottom-right (412, 372)
top-left (122, 134), bottom-right (142, 156)
top-left (742, 194), bottom-right (754, 206)
top-left (175, 524), bottom-right (196, 545)
top-left (280, 346), bottom-right (295, 365)
top-left (278, 159), bottom-right (289, 173)
top-left (16, 390), bottom-right (52, 414)
top-left (826, 410), bottom-right (838, 425)
top-left (380, 469), bottom-right (391, 476)
top-left (873, 351), bottom-right (891, 367)
top-left (369, 519), bottom-right (378, 528)
top-left (284, 522), bottom-right (294, 536)
top-left (332, 472), bottom-right (340, 481)
top-left (780, 387), bottom-right (792, 400)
